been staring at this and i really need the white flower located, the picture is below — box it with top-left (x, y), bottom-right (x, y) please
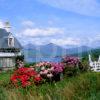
top-left (47, 68), bottom-right (51, 71)
top-left (47, 73), bottom-right (53, 78)
top-left (41, 67), bottom-right (45, 70)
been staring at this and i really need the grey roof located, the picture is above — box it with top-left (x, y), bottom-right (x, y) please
top-left (0, 28), bottom-right (22, 49)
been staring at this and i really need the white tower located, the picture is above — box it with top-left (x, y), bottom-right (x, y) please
top-left (98, 55), bottom-right (100, 62)
top-left (89, 54), bottom-right (92, 62)
top-left (4, 22), bottom-right (11, 32)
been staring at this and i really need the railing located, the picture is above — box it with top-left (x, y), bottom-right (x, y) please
top-left (90, 61), bottom-right (100, 72)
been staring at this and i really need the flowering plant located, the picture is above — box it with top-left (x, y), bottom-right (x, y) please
top-left (10, 67), bottom-right (42, 87)
top-left (34, 62), bottom-right (64, 81)
top-left (62, 56), bottom-right (80, 67)
top-left (35, 62), bottom-right (53, 79)
top-left (51, 62), bottom-right (64, 74)
top-left (62, 56), bottom-right (80, 76)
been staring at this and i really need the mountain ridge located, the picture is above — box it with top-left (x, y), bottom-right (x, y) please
top-left (23, 43), bottom-right (91, 58)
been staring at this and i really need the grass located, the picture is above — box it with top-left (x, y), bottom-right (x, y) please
top-left (0, 71), bottom-right (12, 86)
top-left (0, 72), bottom-right (100, 100)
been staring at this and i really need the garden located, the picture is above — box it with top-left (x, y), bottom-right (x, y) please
top-left (0, 56), bottom-right (100, 100)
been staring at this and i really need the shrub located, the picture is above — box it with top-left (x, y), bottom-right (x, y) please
top-left (10, 67), bottom-right (42, 88)
top-left (34, 62), bottom-right (64, 82)
top-left (62, 56), bottom-right (80, 76)
top-left (78, 60), bottom-right (89, 72)
top-left (24, 63), bottom-right (36, 68)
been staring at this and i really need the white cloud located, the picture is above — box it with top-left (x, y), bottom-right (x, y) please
top-left (38, 0), bottom-right (100, 17)
top-left (20, 27), bottom-right (64, 37)
top-left (21, 20), bottom-right (35, 27)
top-left (51, 38), bottom-right (81, 46)
top-left (16, 25), bottom-right (89, 46)
top-left (88, 35), bottom-right (100, 43)
top-left (0, 20), bottom-right (4, 28)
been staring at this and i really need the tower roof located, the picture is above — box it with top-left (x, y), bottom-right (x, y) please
top-left (0, 28), bottom-right (22, 49)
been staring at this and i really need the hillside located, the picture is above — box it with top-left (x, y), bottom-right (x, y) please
top-left (79, 48), bottom-right (100, 61)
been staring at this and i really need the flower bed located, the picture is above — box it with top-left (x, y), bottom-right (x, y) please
top-left (10, 56), bottom-right (85, 88)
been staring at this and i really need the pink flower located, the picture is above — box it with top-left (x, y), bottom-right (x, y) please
top-left (43, 70), bottom-right (48, 74)
top-left (50, 67), bottom-right (54, 71)
top-left (40, 71), bottom-right (43, 75)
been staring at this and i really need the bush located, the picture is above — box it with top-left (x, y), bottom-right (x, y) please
top-left (78, 60), bottom-right (89, 72)
top-left (10, 67), bottom-right (42, 88)
top-left (62, 56), bottom-right (80, 77)
top-left (24, 63), bottom-right (36, 68)
top-left (63, 65), bottom-right (79, 77)
top-left (34, 62), bottom-right (64, 82)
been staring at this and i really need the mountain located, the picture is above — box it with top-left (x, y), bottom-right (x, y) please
top-left (24, 43), bottom-right (66, 57)
top-left (63, 45), bottom-right (78, 49)
top-left (40, 43), bottom-right (67, 56)
top-left (24, 43), bottom-right (38, 49)
top-left (66, 46), bottom-right (91, 55)
top-left (23, 43), bottom-right (91, 58)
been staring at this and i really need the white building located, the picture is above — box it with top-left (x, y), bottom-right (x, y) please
top-left (89, 54), bottom-right (100, 72)
top-left (0, 22), bottom-right (23, 70)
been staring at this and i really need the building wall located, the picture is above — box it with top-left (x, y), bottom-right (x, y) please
top-left (0, 57), bottom-right (15, 68)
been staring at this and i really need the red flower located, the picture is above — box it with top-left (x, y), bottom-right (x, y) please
top-left (22, 81), bottom-right (31, 87)
top-left (26, 70), bottom-right (37, 77)
top-left (34, 75), bottom-right (42, 83)
top-left (18, 75), bottom-right (30, 82)
top-left (11, 67), bottom-right (42, 88)
top-left (10, 75), bottom-right (18, 83)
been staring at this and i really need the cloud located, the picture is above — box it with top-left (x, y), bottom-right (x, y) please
top-left (21, 20), bottom-right (35, 27)
top-left (16, 30), bottom-right (82, 46)
top-left (20, 27), bottom-right (64, 37)
top-left (51, 38), bottom-right (81, 46)
top-left (37, 0), bottom-right (100, 17)
top-left (16, 25), bottom-right (89, 46)
top-left (88, 35), bottom-right (100, 43)
top-left (0, 20), bottom-right (4, 28)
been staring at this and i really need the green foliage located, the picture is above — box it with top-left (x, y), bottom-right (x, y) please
top-left (79, 60), bottom-right (89, 72)
top-left (63, 66), bottom-right (79, 77)
top-left (24, 63), bottom-right (36, 68)
top-left (15, 55), bottom-right (24, 62)
top-left (81, 48), bottom-right (100, 61)
top-left (0, 87), bottom-right (7, 100)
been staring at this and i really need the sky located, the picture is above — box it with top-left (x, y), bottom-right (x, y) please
top-left (0, 0), bottom-right (100, 47)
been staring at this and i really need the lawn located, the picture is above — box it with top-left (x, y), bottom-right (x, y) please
top-left (0, 71), bottom-right (100, 100)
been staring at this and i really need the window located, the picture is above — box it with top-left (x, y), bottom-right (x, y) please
top-left (8, 34), bottom-right (14, 47)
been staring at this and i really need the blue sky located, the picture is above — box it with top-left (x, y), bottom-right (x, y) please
top-left (0, 0), bottom-right (100, 47)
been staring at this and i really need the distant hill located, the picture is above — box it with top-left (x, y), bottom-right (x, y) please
top-left (23, 43), bottom-right (91, 58)
top-left (80, 48), bottom-right (100, 61)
